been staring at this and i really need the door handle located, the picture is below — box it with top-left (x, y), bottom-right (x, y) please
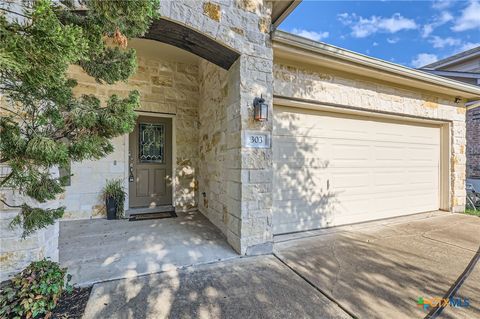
top-left (129, 163), bottom-right (134, 182)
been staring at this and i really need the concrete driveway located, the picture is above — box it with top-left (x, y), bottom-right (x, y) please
top-left (82, 212), bottom-right (479, 318)
top-left (274, 212), bottom-right (480, 319)
top-left (83, 255), bottom-right (350, 319)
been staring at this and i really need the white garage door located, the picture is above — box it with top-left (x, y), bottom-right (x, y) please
top-left (273, 106), bottom-right (441, 235)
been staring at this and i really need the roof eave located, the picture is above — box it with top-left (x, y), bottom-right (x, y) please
top-left (422, 47), bottom-right (480, 69)
top-left (272, 31), bottom-right (480, 101)
top-left (270, 0), bottom-right (302, 31)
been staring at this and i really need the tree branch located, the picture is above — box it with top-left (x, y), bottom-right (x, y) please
top-left (0, 171), bottom-right (13, 187)
top-left (0, 198), bottom-right (22, 208)
top-left (0, 8), bottom-right (30, 19)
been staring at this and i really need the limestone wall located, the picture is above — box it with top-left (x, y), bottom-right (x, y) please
top-left (159, 0), bottom-right (275, 253)
top-left (3, 0), bottom-right (276, 258)
top-left (63, 49), bottom-right (200, 219)
top-left (273, 61), bottom-right (467, 212)
top-left (0, 210), bottom-right (58, 281)
top-left (0, 167), bottom-right (59, 282)
top-left (198, 61), bottom-right (229, 235)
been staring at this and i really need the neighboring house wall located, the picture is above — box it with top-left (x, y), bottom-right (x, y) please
top-left (421, 48), bottom-right (479, 179)
top-left (62, 54), bottom-right (200, 219)
top-left (467, 106), bottom-right (480, 177)
top-left (442, 59), bottom-right (480, 73)
top-left (274, 61), bottom-right (467, 212)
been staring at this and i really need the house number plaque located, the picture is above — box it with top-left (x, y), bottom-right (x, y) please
top-left (244, 131), bottom-right (271, 149)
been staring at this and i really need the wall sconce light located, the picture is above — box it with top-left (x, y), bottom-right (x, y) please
top-left (454, 97), bottom-right (462, 104)
top-left (253, 95), bottom-right (268, 121)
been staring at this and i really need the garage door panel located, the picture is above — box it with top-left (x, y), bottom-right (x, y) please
top-left (332, 144), bottom-right (370, 160)
top-left (373, 171), bottom-right (407, 186)
top-left (273, 206), bottom-right (335, 230)
top-left (273, 106), bottom-right (441, 235)
top-left (331, 172), bottom-right (371, 188)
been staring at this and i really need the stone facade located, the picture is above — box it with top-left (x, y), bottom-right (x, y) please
top-left (198, 61), bottom-right (229, 235)
top-left (0, 167), bottom-right (59, 282)
top-left (3, 0), bottom-right (471, 280)
top-left (159, 0), bottom-right (274, 253)
top-left (467, 107), bottom-right (480, 178)
top-left (60, 0), bottom-right (275, 254)
top-left (0, 209), bottom-right (59, 282)
top-left (63, 52), bottom-right (200, 219)
top-left (273, 61), bottom-right (467, 212)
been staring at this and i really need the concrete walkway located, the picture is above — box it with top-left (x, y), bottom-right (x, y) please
top-left (80, 212), bottom-right (479, 318)
top-left (83, 255), bottom-right (350, 319)
top-left (274, 212), bottom-right (480, 319)
top-left (60, 211), bottom-right (237, 286)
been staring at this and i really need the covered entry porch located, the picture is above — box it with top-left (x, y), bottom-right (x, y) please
top-left (61, 38), bottom-right (241, 285)
top-left (60, 211), bottom-right (237, 286)
top-left (61, 23), bottom-right (247, 282)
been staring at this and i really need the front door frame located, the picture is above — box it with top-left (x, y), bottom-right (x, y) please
top-left (124, 111), bottom-right (176, 211)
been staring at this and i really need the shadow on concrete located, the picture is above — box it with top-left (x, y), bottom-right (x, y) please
top-left (274, 213), bottom-right (480, 319)
top-left (59, 211), bottom-right (238, 286)
top-left (82, 255), bottom-right (350, 319)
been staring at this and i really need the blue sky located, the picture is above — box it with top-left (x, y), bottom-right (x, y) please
top-left (279, 0), bottom-right (480, 68)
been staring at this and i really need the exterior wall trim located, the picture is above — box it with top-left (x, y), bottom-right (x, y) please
top-left (272, 31), bottom-right (480, 100)
top-left (124, 111), bottom-right (177, 210)
top-left (274, 96), bottom-right (452, 212)
top-left (440, 123), bottom-right (451, 211)
top-left (274, 95), bottom-right (454, 125)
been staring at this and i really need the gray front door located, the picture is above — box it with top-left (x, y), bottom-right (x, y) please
top-left (129, 116), bottom-right (172, 208)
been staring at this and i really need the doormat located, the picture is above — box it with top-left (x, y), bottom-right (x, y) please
top-left (128, 211), bottom-right (177, 221)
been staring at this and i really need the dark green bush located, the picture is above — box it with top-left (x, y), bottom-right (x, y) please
top-left (0, 259), bottom-right (72, 319)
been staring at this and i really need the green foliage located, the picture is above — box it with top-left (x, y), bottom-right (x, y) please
top-left (11, 206), bottom-right (65, 238)
top-left (103, 179), bottom-right (126, 218)
top-left (0, 259), bottom-right (72, 319)
top-left (0, 0), bottom-right (159, 235)
top-left (80, 47), bottom-right (138, 84)
top-left (464, 208), bottom-right (480, 217)
top-left (86, 0), bottom-right (160, 38)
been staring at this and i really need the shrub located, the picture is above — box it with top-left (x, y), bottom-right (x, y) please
top-left (0, 259), bottom-right (72, 319)
top-left (103, 179), bottom-right (126, 218)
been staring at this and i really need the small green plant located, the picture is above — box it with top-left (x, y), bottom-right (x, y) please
top-left (0, 259), bottom-right (72, 319)
top-left (103, 179), bottom-right (126, 218)
top-left (464, 208), bottom-right (480, 217)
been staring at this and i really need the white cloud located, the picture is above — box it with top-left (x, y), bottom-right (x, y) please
top-left (452, 0), bottom-right (480, 31)
top-left (421, 11), bottom-right (453, 38)
top-left (338, 13), bottom-right (417, 38)
top-left (411, 53), bottom-right (438, 68)
top-left (459, 42), bottom-right (480, 51)
top-left (432, 0), bottom-right (453, 10)
top-left (291, 28), bottom-right (329, 41)
top-left (387, 37), bottom-right (399, 44)
top-left (422, 25), bottom-right (435, 38)
top-left (429, 36), bottom-right (462, 48)
top-left (373, 42), bottom-right (379, 46)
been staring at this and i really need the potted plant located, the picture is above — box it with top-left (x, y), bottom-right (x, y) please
top-left (102, 179), bottom-right (126, 220)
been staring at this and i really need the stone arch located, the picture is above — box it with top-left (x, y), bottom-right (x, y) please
top-left (145, 18), bottom-right (240, 70)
